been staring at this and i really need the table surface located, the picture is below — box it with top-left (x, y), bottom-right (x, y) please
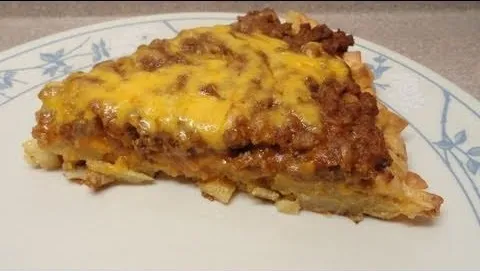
top-left (1, 1), bottom-right (479, 100)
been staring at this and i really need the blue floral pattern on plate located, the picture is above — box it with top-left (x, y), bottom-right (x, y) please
top-left (361, 44), bottom-right (480, 224)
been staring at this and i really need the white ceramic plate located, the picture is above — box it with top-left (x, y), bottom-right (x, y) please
top-left (0, 12), bottom-right (479, 270)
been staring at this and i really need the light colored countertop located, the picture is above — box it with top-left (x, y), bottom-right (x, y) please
top-left (0, 1), bottom-right (479, 100)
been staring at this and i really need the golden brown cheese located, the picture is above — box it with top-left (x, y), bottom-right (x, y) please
top-left (40, 25), bottom-right (349, 150)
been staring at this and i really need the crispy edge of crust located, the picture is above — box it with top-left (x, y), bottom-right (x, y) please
top-left (286, 10), bottom-right (442, 218)
top-left (342, 50), bottom-right (443, 218)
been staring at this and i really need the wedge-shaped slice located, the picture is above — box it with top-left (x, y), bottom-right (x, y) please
top-left (24, 8), bottom-right (443, 222)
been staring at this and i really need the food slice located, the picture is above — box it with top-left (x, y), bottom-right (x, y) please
top-left (23, 9), bottom-right (443, 222)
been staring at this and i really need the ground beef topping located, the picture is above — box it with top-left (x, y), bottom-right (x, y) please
top-left (225, 9), bottom-right (390, 177)
top-left (232, 8), bottom-right (354, 55)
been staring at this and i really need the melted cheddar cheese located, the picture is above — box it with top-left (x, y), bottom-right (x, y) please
top-left (39, 25), bottom-right (350, 150)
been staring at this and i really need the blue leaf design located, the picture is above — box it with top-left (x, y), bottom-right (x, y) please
top-left (434, 139), bottom-right (453, 150)
top-left (43, 66), bottom-right (58, 77)
top-left (3, 78), bottom-right (12, 87)
top-left (467, 147), bottom-right (480, 156)
top-left (100, 40), bottom-right (110, 57)
top-left (55, 49), bottom-right (65, 58)
top-left (374, 66), bottom-right (391, 78)
top-left (102, 48), bottom-right (110, 57)
top-left (92, 43), bottom-right (101, 62)
top-left (40, 53), bottom-right (57, 62)
top-left (373, 55), bottom-right (387, 64)
top-left (466, 159), bottom-right (480, 175)
top-left (49, 67), bottom-right (58, 77)
top-left (374, 83), bottom-right (390, 90)
top-left (453, 130), bottom-right (466, 145)
top-left (4, 70), bottom-right (15, 79)
top-left (2, 71), bottom-right (15, 87)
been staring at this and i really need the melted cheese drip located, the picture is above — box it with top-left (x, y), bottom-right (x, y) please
top-left (41, 25), bottom-right (349, 150)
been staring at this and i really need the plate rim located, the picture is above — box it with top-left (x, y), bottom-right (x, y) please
top-left (0, 12), bottom-right (477, 108)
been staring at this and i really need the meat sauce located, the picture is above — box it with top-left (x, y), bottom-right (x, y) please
top-left (33, 8), bottom-right (391, 182)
